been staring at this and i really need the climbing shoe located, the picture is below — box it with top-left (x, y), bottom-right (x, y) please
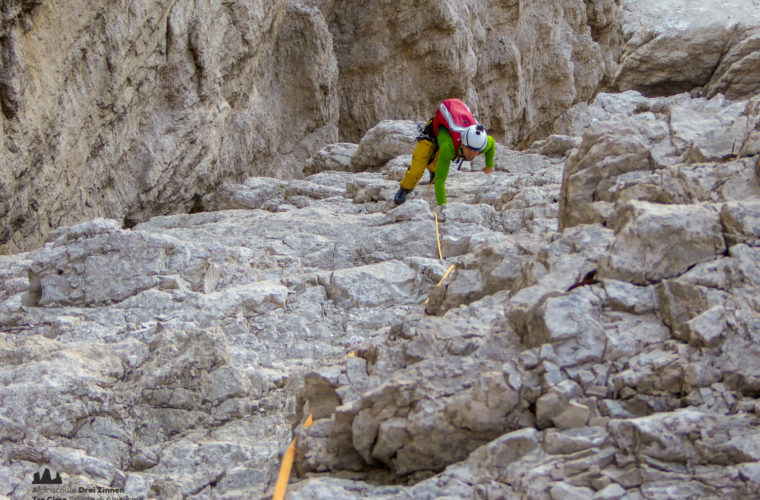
top-left (394, 187), bottom-right (410, 205)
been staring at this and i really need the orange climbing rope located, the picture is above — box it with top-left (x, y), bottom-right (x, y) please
top-left (272, 413), bottom-right (313, 500)
top-left (423, 208), bottom-right (455, 304)
top-left (424, 263), bottom-right (456, 305)
top-left (434, 211), bottom-right (443, 260)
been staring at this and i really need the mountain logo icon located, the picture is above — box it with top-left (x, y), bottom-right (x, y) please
top-left (32, 468), bottom-right (62, 485)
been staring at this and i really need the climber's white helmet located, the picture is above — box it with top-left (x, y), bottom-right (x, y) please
top-left (463, 124), bottom-right (488, 152)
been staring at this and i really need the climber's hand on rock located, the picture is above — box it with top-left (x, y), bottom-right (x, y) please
top-left (483, 166), bottom-right (494, 174)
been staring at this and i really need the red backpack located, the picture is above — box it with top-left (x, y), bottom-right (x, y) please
top-left (431, 99), bottom-right (478, 152)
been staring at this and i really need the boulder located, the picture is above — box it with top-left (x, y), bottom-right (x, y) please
top-left (598, 201), bottom-right (726, 285)
top-left (350, 121), bottom-right (420, 171)
top-left (303, 143), bottom-right (359, 176)
top-left (614, 0), bottom-right (760, 98)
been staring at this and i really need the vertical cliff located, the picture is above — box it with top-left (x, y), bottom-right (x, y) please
top-left (0, 0), bottom-right (339, 252)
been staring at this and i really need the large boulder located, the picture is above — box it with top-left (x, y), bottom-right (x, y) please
top-left (349, 120), bottom-right (420, 171)
top-left (613, 0), bottom-right (760, 99)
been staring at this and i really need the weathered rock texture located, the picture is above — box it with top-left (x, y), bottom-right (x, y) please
top-left (559, 91), bottom-right (760, 231)
top-left (2, 1), bottom-right (760, 499)
top-left (0, 0), bottom-right (339, 253)
top-left (284, 98), bottom-right (760, 498)
top-left (320, 0), bottom-right (623, 145)
top-left (0, 134), bottom-right (563, 498)
top-left (1, 0), bottom-right (622, 253)
top-left (3, 83), bottom-right (760, 498)
top-left (612, 0), bottom-right (760, 99)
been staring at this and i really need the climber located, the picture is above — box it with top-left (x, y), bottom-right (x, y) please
top-left (394, 98), bottom-right (496, 208)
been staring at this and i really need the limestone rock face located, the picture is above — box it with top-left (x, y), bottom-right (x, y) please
top-left (287, 97), bottom-right (760, 498)
top-left (3, 89), bottom-right (760, 499)
top-left (559, 93), bottom-right (760, 230)
top-left (0, 0), bottom-right (339, 252)
top-left (0, 0), bottom-right (621, 252)
top-left (3, 0), bottom-right (760, 255)
top-left (320, 0), bottom-right (622, 145)
top-left (3, 1), bottom-right (760, 499)
top-left (0, 135), bottom-right (564, 498)
top-left (613, 0), bottom-right (760, 99)
top-left (598, 201), bottom-right (726, 285)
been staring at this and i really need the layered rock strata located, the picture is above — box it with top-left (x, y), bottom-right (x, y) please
top-left (2, 89), bottom-right (760, 498)
top-left (0, 0), bottom-right (621, 252)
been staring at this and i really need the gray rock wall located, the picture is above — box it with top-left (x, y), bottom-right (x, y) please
top-left (320, 0), bottom-right (622, 144)
top-left (613, 0), bottom-right (760, 99)
top-left (2, 0), bottom-right (759, 254)
top-left (1, 0), bottom-right (621, 252)
top-left (0, 0), bottom-right (339, 253)
top-left (2, 1), bottom-right (760, 498)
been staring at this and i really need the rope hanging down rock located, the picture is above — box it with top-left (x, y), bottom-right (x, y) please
top-left (273, 210), bottom-right (452, 496)
top-left (272, 413), bottom-right (313, 500)
top-left (424, 263), bottom-right (455, 305)
top-left (272, 353), bottom-right (356, 498)
top-left (435, 210), bottom-right (443, 260)
top-left (424, 210), bottom-right (455, 304)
